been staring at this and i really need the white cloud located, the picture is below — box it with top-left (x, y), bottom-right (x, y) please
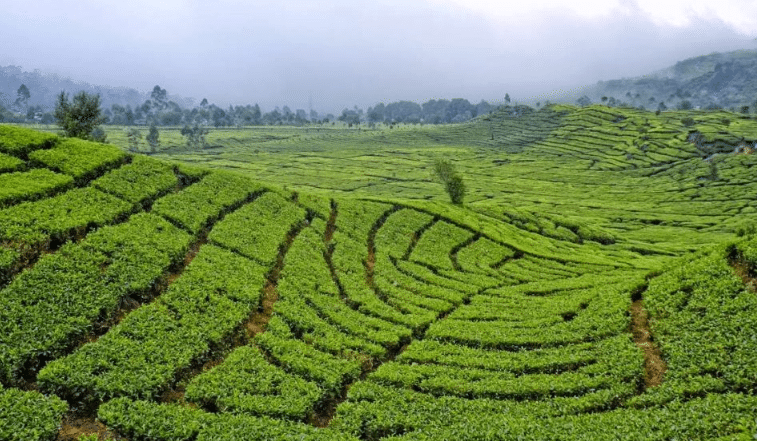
top-left (634, 0), bottom-right (757, 34)
top-left (442, 0), bottom-right (757, 36)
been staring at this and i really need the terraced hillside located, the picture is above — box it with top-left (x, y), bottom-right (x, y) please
top-left (1, 112), bottom-right (757, 440)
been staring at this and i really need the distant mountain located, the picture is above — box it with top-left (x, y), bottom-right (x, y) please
top-left (0, 66), bottom-right (192, 113)
top-left (571, 50), bottom-right (757, 111)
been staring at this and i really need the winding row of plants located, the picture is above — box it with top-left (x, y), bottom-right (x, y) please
top-left (2, 108), bottom-right (757, 440)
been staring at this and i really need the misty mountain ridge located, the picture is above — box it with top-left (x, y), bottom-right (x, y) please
top-left (0, 65), bottom-right (193, 112)
top-left (573, 49), bottom-right (757, 111)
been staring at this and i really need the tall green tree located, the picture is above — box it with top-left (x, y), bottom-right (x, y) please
top-left (146, 124), bottom-right (160, 152)
top-left (14, 84), bottom-right (30, 110)
top-left (433, 159), bottom-right (466, 205)
top-left (54, 91), bottom-right (107, 142)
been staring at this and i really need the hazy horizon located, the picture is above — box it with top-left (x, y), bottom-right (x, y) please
top-left (3, 0), bottom-right (757, 113)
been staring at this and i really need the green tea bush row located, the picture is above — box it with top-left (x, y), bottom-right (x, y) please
top-left (331, 229), bottom-right (429, 331)
top-left (0, 246), bottom-right (20, 284)
top-left (367, 334), bottom-right (640, 399)
top-left (448, 288), bottom-right (601, 321)
top-left (333, 198), bottom-right (392, 241)
top-left (332, 381), bottom-right (634, 439)
top-left (209, 191), bottom-right (306, 264)
top-left (185, 345), bottom-right (321, 420)
top-left (643, 240), bottom-right (757, 399)
top-left (92, 155), bottom-right (179, 205)
top-left (274, 225), bottom-right (387, 357)
top-left (409, 220), bottom-right (473, 271)
top-left (0, 385), bottom-right (68, 441)
top-left (397, 338), bottom-right (608, 373)
top-left (0, 213), bottom-right (191, 382)
top-left (0, 186), bottom-right (132, 245)
top-left (426, 279), bottom-right (642, 349)
top-left (0, 169), bottom-right (73, 207)
top-left (29, 137), bottom-right (126, 183)
top-left (38, 245), bottom-right (267, 401)
top-left (276, 297), bottom-right (387, 358)
top-left (376, 276), bottom-right (454, 313)
top-left (374, 208), bottom-right (434, 258)
top-left (255, 321), bottom-right (362, 398)
top-left (99, 398), bottom-right (357, 441)
top-left (0, 125), bottom-right (57, 157)
top-left (152, 171), bottom-right (264, 234)
top-left (456, 236), bottom-right (516, 274)
top-left (377, 263), bottom-right (467, 304)
top-left (382, 393), bottom-right (757, 441)
top-left (0, 152), bottom-right (24, 172)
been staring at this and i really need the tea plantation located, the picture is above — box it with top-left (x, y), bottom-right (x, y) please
top-left (2, 104), bottom-right (757, 440)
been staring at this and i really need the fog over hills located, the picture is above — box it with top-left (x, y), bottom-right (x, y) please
top-left (4, 49), bottom-right (757, 124)
top-left (2, 0), bottom-right (757, 114)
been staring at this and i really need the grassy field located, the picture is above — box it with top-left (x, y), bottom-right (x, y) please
top-left (2, 105), bottom-right (757, 440)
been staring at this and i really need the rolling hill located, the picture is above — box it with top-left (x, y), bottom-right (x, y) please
top-left (1, 103), bottom-right (757, 440)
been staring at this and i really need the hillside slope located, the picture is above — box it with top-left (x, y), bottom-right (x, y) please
top-left (575, 49), bottom-right (757, 110)
top-left (1, 123), bottom-right (757, 440)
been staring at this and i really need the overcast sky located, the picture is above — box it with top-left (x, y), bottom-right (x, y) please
top-left (2, 0), bottom-right (756, 112)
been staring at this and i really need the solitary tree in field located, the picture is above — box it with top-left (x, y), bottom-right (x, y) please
top-left (14, 84), bottom-right (30, 110)
top-left (180, 124), bottom-right (209, 148)
top-left (146, 124), bottom-right (160, 152)
top-left (54, 91), bottom-right (107, 141)
top-left (124, 127), bottom-right (142, 151)
top-left (433, 159), bottom-right (466, 205)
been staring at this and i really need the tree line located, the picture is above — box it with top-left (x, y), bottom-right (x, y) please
top-left (1, 84), bottom-right (500, 128)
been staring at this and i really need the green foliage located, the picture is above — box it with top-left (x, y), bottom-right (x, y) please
top-left (147, 124), bottom-right (160, 152)
top-left (38, 244), bottom-right (266, 401)
top-left (432, 159), bottom-right (466, 205)
top-left (0, 152), bottom-right (25, 172)
top-left (99, 398), bottom-right (214, 441)
top-left (643, 241), bottom-right (757, 400)
top-left (255, 323), bottom-right (363, 397)
top-left (92, 155), bottom-right (178, 205)
top-left (0, 125), bottom-right (58, 157)
top-left (99, 398), bottom-right (357, 441)
top-left (54, 91), bottom-right (107, 141)
top-left (152, 171), bottom-right (262, 234)
top-left (180, 124), bottom-right (209, 148)
top-left (1, 213), bottom-right (191, 383)
top-left (0, 186), bottom-right (132, 245)
top-left (0, 169), bottom-right (73, 207)
top-left (426, 277), bottom-right (644, 349)
top-left (124, 127), bottom-right (142, 152)
top-left (409, 220), bottom-right (473, 270)
top-left (0, 387), bottom-right (68, 441)
top-left (208, 191), bottom-right (305, 264)
top-left (186, 345), bottom-right (321, 420)
top-left (4, 115), bottom-right (757, 440)
top-left (29, 137), bottom-right (126, 183)
top-left (376, 393), bottom-right (757, 440)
